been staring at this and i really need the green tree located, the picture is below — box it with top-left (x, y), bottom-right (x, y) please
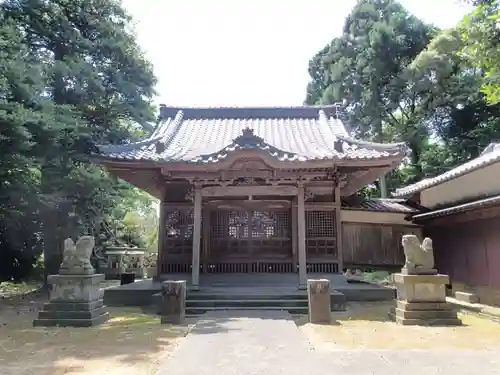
top-left (1, 0), bottom-right (158, 276)
top-left (305, 0), bottom-right (436, 195)
top-left (460, 0), bottom-right (500, 104)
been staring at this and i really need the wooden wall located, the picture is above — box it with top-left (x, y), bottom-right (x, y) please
top-left (425, 212), bottom-right (500, 293)
top-left (342, 222), bottom-right (422, 269)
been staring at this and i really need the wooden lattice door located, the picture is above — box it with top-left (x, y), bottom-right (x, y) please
top-left (208, 208), bottom-right (293, 272)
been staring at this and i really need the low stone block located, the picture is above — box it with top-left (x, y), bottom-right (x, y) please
top-left (455, 291), bottom-right (479, 304)
top-left (160, 280), bottom-right (186, 324)
top-left (33, 274), bottom-right (109, 327)
top-left (392, 273), bottom-right (461, 326)
top-left (48, 273), bottom-right (104, 302)
top-left (396, 300), bottom-right (452, 311)
top-left (394, 273), bottom-right (449, 303)
top-left (307, 279), bottom-right (331, 324)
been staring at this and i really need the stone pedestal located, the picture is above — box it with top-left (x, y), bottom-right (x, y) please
top-left (34, 274), bottom-right (109, 327)
top-left (307, 279), bottom-right (331, 324)
top-left (160, 280), bottom-right (186, 324)
top-left (390, 273), bottom-right (461, 326)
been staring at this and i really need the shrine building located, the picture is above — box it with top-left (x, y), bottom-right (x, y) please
top-left (95, 105), bottom-right (422, 289)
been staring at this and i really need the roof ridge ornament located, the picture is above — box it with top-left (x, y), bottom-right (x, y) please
top-left (233, 127), bottom-right (264, 148)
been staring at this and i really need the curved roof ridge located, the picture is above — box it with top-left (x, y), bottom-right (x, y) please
top-left (189, 128), bottom-right (309, 163)
top-left (393, 143), bottom-right (500, 197)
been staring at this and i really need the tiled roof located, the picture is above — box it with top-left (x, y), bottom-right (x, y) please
top-left (97, 106), bottom-right (408, 163)
top-left (393, 143), bottom-right (500, 197)
top-left (411, 194), bottom-right (500, 221)
top-left (341, 198), bottom-right (422, 214)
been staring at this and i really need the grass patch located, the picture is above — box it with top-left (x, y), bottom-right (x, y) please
top-left (0, 281), bottom-right (42, 298)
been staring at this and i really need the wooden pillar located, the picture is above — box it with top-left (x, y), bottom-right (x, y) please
top-left (157, 198), bottom-right (167, 280)
top-left (297, 185), bottom-right (307, 289)
top-left (202, 207), bottom-right (211, 273)
top-left (291, 197), bottom-right (298, 271)
top-left (334, 185), bottom-right (343, 273)
top-left (191, 186), bottom-right (202, 289)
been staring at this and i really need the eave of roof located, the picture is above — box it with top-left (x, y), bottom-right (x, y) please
top-left (96, 106), bottom-right (409, 164)
top-left (393, 143), bottom-right (500, 198)
top-left (411, 194), bottom-right (500, 221)
top-left (341, 198), bottom-right (422, 214)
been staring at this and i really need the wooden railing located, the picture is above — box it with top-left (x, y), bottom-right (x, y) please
top-left (160, 262), bottom-right (339, 274)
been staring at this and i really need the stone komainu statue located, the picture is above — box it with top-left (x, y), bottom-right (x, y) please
top-left (401, 234), bottom-right (436, 275)
top-left (59, 235), bottom-right (96, 275)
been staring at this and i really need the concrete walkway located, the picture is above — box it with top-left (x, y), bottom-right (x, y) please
top-left (157, 310), bottom-right (500, 375)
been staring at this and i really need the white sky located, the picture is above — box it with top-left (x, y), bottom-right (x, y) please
top-left (122, 0), bottom-right (472, 108)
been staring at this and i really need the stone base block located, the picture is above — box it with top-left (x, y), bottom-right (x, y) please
top-left (307, 279), bottom-right (331, 324)
top-left (389, 312), bottom-right (462, 326)
top-left (394, 273), bottom-right (449, 303)
top-left (33, 299), bottom-right (110, 327)
top-left (48, 273), bottom-right (105, 302)
top-left (390, 299), bottom-right (462, 326)
top-left (33, 313), bottom-right (110, 327)
top-left (455, 291), bottom-right (479, 304)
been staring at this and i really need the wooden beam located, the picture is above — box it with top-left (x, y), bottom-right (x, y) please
top-left (297, 185), bottom-right (307, 288)
top-left (201, 185), bottom-right (298, 197)
top-left (191, 187), bottom-right (202, 289)
top-left (334, 185), bottom-right (344, 273)
top-left (291, 197), bottom-right (298, 272)
top-left (157, 197), bottom-right (167, 279)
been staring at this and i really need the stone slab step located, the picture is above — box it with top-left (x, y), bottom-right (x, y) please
top-left (33, 312), bottom-right (110, 327)
top-left (389, 312), bottom-right (462, 326)
top-left (186, 306), bottom-right (308, 315)
top-left (37, 306), bottom-right (108, 320)
top-left (393, 307), bottom-right (459, 320)
top-left (397, 300), bottom-right (453, 311)
top-left (186, 299), bottom-right (307, 308)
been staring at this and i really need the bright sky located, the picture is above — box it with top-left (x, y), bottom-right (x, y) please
top-left (122, 0), bottom-right (472, 108)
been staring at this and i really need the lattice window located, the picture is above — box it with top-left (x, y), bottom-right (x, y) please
top-left (251, 211), bottom-right (289, 238)
top-left (228, 211), bottom-right (249, 238)
top-left (165, 209), bottom-right (194, 239)
top-left (306, 211), bottom-right (335, 238)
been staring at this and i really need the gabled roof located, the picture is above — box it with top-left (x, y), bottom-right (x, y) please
top-left (393, 143), bottom-right (500, 198)
top-left (97, 106), bottom-right (408, 164)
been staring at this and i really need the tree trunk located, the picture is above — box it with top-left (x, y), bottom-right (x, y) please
top-left (374, 118), bottom-right (388, 198)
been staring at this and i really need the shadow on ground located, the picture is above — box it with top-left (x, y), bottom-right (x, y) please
top-left (0, 293), bottom-right (191, 375)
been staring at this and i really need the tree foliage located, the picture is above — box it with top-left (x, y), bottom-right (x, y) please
top-left (305, 0), bottom-right (500, 198)
top-left (0, 0), bottom-right (159, 281)
top-left (460, 0), bottom-right (500, 104)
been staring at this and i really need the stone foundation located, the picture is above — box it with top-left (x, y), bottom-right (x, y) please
top-left (307, 279), bottom-right (331, 324)
top-left (160, 280), bottom-right (186, 324)
top-left (33, 274), bottom-right (109, 327)
top-left (390, 273), bottom-right (461, 326)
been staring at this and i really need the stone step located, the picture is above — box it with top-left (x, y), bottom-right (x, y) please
top-left (33, 312), bottom-right (110, 327)
top-left (186, 299), bottom-right (307, 308)
top-left (393, 307), bottom-right (459, 320)
top-left (389, 313), bottom-right (463, 326)
top-left (37, 306), bottom-right (108, 320)
top-left (396, 300), bottom-right (453, 311)
top-left (188, 292), bottom-right (307, 300)
top-left (186, 306), bottom-right (308, 315)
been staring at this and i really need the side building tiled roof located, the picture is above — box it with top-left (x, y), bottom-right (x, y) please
top-left (97, 106), bottom-right (408, 163)
top-left (341, 197), bottom-right (422, 214)
top-left (393, 143), bottom-right (500, 198)
top-left (412, 194), bottom-right (500, 221)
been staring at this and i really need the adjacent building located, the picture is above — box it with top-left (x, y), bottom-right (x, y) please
top-left (393, 143), bottom-right (500, 306)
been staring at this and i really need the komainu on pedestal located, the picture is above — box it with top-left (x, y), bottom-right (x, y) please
top-left (33, 236), bottom-right (110, 327)
top-left (389, 234), bottom-right (462, 326)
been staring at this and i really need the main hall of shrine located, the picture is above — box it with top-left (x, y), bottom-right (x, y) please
top-left (95, 105), bottom-right (422, 288)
